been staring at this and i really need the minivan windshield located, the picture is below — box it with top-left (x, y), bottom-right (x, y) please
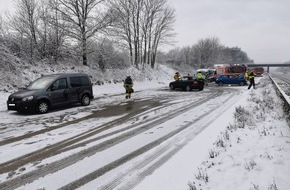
top-left (27, 76), bottom-right (56, 90)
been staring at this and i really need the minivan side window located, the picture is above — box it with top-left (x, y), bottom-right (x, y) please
top-left (70, 76), bottom-right (90, 87)
top-left (51, 78), bottom-right (68, 90)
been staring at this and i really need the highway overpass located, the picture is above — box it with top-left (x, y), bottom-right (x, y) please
top-left (247, 63), bottom-right (290, 73)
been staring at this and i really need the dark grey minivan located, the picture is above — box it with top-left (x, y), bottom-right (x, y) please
top-left (7, 73), bottom-right (94, 114)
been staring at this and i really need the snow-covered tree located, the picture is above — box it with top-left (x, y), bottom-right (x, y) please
top-left (9, 0), bottom-right (39, 64)
top-left (110, 0), bottom-right (175, 69)
top-left (50, 0), bottom-right (114, 66)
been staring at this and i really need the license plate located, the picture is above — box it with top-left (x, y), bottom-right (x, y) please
top-left (9, 104), bottom-right (16, 106)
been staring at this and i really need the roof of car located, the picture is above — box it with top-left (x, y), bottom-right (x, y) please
top-left (218, 74), bottom-right (239, 76)
top-left (196, 69), bottom-right (209, 72)
top-left (43, 73), bottom-right (89, 78)
top-left (181, 76), bottom-right (197, 79)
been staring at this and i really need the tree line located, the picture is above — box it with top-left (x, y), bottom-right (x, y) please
top-left (164, 37), bottom-right (252, 70)
top-left (0, 0), bottom-right (175, 70)
top-left (0, 0), bottom-right (252, 73)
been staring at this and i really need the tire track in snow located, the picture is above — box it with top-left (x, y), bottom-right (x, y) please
top-left (101, 89), bottom-right (242, 190)
top-left (46, 90), bottom-right (226, 190)
top-left (0, 99), bottom-right (163, 173)
top-left (0, 89), bottom-right (224, 190)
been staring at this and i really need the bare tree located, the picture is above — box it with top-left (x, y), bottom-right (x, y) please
top-left (38, 1), bottom-right (49, 59)
top-left (42, 0), bottom-right (68, 63)
top-left (142, 0), bottom-right (165, 67)
top-left (0, 16), bottom-right (3, 36)
top-left (10, 0), bottom-right (39, 64)
top-left (195, 37), bottom-right (220, 68)
top-left (150, 4), bottom-right (175, 68)
top-left (110, 0), bottom-right (142, 68)
top-left (111, 0), bottom-right (175, 69)
top-left (50, 0), bottom-right (113, 66)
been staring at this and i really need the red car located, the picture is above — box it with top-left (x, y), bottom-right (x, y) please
top-left (253, 67), bottom-right (264, 76)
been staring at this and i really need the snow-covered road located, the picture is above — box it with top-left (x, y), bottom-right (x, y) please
top-left (0, 76), bottom-right (289, 190)
top-left (0, 80), bottom-right (243, 189)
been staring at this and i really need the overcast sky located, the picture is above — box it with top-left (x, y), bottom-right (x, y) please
top-left (167, 0), bottom-right (290, 63)
top-left (0, 0), bottom-right (289, 63)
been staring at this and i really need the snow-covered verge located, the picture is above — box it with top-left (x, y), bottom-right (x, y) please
top-left (191, 79), bottom-right (290, 190)
top-left (0, 61), bottom-right (176, 93)
top-left (133, 76), bottom-right (290, 190)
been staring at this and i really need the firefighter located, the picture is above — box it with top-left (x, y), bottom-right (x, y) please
top-left (124, 76), bottom-right (134, 99)
top-left (247, 70), bottom-right (256, 89)
top-left (197, 72), bottom-right (203, 80)
top-left (244, 70), bottom-right (250, 81)
top-left (174, 72), bottom-right (180, 81)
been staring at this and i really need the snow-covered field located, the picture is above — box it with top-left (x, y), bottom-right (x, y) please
top-left (0, 74), bottom-right (289, 190)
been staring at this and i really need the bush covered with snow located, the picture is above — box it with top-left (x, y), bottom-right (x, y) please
top-left (0, 59), bottom-right (177, 93)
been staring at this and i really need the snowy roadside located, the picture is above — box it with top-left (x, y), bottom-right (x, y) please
top-left (133, 76), bottom-right (290, 190)
top-left (0, 80), bottom-right (171, 112)
top-left (1, 75), bottom-right (289, 190)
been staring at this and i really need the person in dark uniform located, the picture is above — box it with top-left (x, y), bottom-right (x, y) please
top-left (248, 70), bottom-right (256, 89)
top-left (124, 76), bottom-right (134, 99)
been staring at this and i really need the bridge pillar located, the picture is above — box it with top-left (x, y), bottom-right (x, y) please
top-left (267, 66), bottom-right (270, 73)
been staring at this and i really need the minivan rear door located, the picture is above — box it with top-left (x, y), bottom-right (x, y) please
top-left (68, 76), bottom-right (92, 102)
top-left (68, 76), bottom-right (84, 102)
top-left (48, 78), bottom-right (69, 105)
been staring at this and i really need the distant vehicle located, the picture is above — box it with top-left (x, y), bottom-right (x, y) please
top-left (225, 65), bottom-right (247, 75)
top-left (196, 68), bottom-right (216, 82)
top-left (215, 74), bottom-right (247, 86)
top-left (7, 73), bottom-right (94, 114)
top-left (253, 67), bottom-right (264, 76)
top-left (169, 76), bottom-right (205, 91)
top-left (214, 64), bottom-right (230, 75)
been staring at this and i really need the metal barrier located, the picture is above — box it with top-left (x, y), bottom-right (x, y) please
top-left (269, 75), bottom-right (290, 123)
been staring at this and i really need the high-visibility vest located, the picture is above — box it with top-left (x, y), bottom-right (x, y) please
top-left (197, 73), bottom-right (203, 79)
top-left (249, 72), bottom-right (255, 79)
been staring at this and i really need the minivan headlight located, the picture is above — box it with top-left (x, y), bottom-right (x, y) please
top-left (22, 96), bottom-right (33, 102)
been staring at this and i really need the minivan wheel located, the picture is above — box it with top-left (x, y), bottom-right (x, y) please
top-left (239, 81), bottom-right (244, 86)
top-left (36, 101), bottom-right (49, 114)
top-left (218, 82), bottom-right (223, 86)
top-left (81, 94), bottom-right (91, 106)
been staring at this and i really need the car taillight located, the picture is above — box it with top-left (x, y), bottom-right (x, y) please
top-left (193, 81), bottom-right (199, 85)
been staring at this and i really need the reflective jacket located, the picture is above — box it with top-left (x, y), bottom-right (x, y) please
top-left (197, 73), bottom-right (203, 79)
top-left (244, 72), bottom-right (249, 80)
top-left (248, 72), bottom-right (255, 80)
top-left (174, 74), bottom-right (180, 80)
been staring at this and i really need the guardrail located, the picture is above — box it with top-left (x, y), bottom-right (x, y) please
top-left (269, 75), bottom-right (290, 123)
